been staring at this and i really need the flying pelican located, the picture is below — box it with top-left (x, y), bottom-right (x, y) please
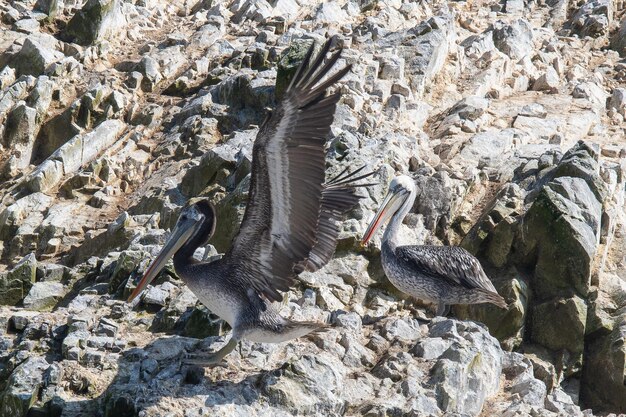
top-left (127, 38), bottom-right (372, 365)
top-left (362, 175), bottom-right (507, 316)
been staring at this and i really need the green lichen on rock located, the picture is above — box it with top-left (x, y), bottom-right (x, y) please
top-left (64, 0), bottom-right (121, 46)
top-left (183, 305), bottom-right (225, 339)
top-left (0, 254), bottom-right (37, 306)
top-left (517, 186), bottom-right (597, 300)
top-left (581, 312), bottom-right (626, 413)
top-left (531, 296), bottom-right (587, 355)
top-left (275, 39), bottom-right (316, 100)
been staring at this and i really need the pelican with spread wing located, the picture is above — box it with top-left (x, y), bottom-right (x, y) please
top-left (127, 38), bottom-right (371, 365)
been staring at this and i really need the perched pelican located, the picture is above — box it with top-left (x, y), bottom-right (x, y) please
top-left (127, 38), bottom-right (372, 365)
top-left (362, 175), bottom-right (507, 316)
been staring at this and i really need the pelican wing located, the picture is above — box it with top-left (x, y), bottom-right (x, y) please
top-left (226, 38), bottom-right (353, 302)
top-left (395, 245), bottom-right (498, 292)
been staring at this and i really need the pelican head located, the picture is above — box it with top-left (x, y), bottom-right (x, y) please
top-left (362, 175), bottom-right (416, 245)
top-left (127, 198), bottom-right (216, 302)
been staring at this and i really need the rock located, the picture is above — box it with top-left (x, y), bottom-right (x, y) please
top-left (376, 16), bottom-right (455, 97)
top-left (275, 38), bottom-right (315, 99)
top-left (572, 82), bottom-right (608, 111)
top-left (137, 56), bottom-right (163, 92)
top-left (13, 37), bottom-right (64, 77)
top-left (532, 67), bottom-right (560, 93)
top-left (570, 0), bottom-right (612, 38)
top-left (27, 119), bottom-right (125, 192)
top-left (519, 103), bottom-right (547, 118)
top-left (610, 17), bottom-right (626, 56)
top-left (428, 319), bottom-right (503, 415)
top-left (581, 313), bottom-right (626, 412)
top-left (64, 0), bottom-right (126, 46)
top-left (0, 357), bottom-right (49, 417)
top-left (516, 143), bottom-right (603, 301)
top-left (492, 19), bottom-right (534, 60)
top-left (0, 254), bottom-right (37, 306)
top-left (22, 281), bottom-right (65, 311)
top-left (35, 0), bottom-right (59, 19)
top-left (607, 88), bottom-right (626, 117)
top-left (1, 102), bottom-right (38, 177)
top-left (531, 296), bottom-right (587, 364)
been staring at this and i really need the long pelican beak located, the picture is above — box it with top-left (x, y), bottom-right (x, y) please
top-left (361, 187), bottom-right (408, 245)
top-left (127, 220), bottom-right (198, 303)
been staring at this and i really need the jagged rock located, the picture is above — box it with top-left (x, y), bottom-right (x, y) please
top-left (570, 0), bottom-right (612, 38)
top-left (12, 38), bottom-right (64, 77)
top-left (516, 144), bottom-right (602, 301)
top-left (572, 82), bottom-right (608, 111)
top-left (0, 254), bottom-right (37, 306)
top-left (0, 356), bottom-right (49, 417)
top-left (581, 312), bottom-right (626, 413)
top-left (610, 17), bottom-right (626, 56)
top-left (1, 102), bottom-right (38, 177)
top-left (376, 16), bottom-right (455, 97)
top-left (531, 296), bottom-right (587, 363)
top-left (275, 38), bottom-right (315, 99)
top-left (607, 88), bottom-right (626, 117)
top-left (22, 281), bottom-right (65, 311)
top-left (27, 119), bottom-right (125, 192)
top-left (532, 67), bottom-right (560, 93)
top-left (34, 0), bottom-right (59, 19)
top-left (64, 0), bottom-right (126, 45)
top-left (492, 19), bottom-right (533, 61)
top-left (428, 319), bottom-right (502, 415)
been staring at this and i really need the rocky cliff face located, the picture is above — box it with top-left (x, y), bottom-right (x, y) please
top-left (1, 0), bottom-right (625, 416)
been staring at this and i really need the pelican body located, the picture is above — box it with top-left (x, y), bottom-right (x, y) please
top-left (128, 38), bottom-right (372, 364)
top-left (362, 175), bottom-right (506, 315)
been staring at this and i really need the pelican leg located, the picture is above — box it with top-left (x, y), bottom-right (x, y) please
top-left (436, 303), bottom-right (450, 317)
top-left (183, 338), bottom-right (239, 367)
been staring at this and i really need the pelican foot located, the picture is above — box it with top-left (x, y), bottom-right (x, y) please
top-left (182, 338), bottom-right (239, 368)
top-left (182, 353), bottom-right (228, 368)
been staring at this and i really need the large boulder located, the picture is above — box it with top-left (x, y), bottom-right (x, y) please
top-left (1, 103), bottom-right (38, 178)
top-left (12, 38), bottom-right (64, 77)
top-left (376, 16), bottom-right (455, 97)
top-left (0, 357), bottom-right (50, 417)
top-left (275, 38), bottom-right (316, 99)
top-left (0, 254), bottom-right (37, 306)
top-left (516, 143), bottom-right (603, 300)
top-left (64, 0), bottom-right (126, 45)
top-left (492, 19), bottom-right (534, 61)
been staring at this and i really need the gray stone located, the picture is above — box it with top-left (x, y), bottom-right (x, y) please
top-left (413, 337), bottom-right (453, 359)
top-left (0, 254), bottom-right (37, 306)
top-left (572, 82), bottom-right (608, 110)
top-left (0, 357), bottom-right (49, 417)
top-left (35, 0), bottom-right (59, 18)
top-left (13, 38), bottom-right (64, 77)
top-left (429, 320), bottom-right (502, 415)
top-left (492, 19), bottom-right (534, 60)
top-left (607, 88), bottom-right (626, 117)
top-left (376, 16), bottom-right (454, 96)
top-left (1, 102), bottom-right (38, 177)
top-left (28, 119), bottom-right (125, 192)
top-left (64, 0), bottom-right (126, 46)
top-left (23, 281), bottom-right (65, 311)
top-left (519, 103), bottom-right (547, 118)
top-left (532, 67), bottom-right (560, 93)
top-left (570, 0), bottom-right (612, 38)
top-left (531, 296), bottom-right (587, 358)
top-left (610, 16), bottom-right (626, 56)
